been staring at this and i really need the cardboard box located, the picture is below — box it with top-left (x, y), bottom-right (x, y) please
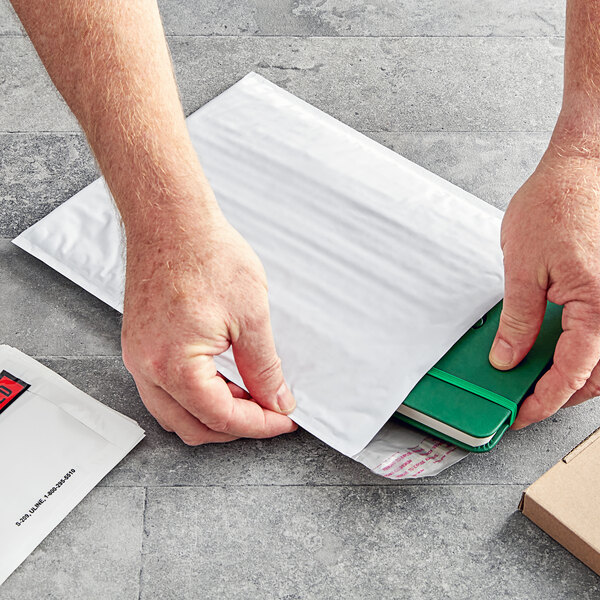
top-left (519, 427), bottom-right (600, 576)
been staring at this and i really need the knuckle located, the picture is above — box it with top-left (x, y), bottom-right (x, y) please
top-left (206, 422), bottom-right (228, 434)
top-left (566, 374), bottom-right (588, 393)
top-left (178, 432), bottom-right (207, 446)
top-left (205, 404), bottom-right (235, 435)
top-left (528, 395), bottom-right (555, 422)
top-left (499, 310), bottom-right (535, 338)
top-left (579, 296), bottom-right (600, 323)
top-left (176, 360), bottom-right (204, 382)
top-left (562, 301), bottom-right (600, 335)
top-left (584, 380), bottom-right (600, 399)
top-left (148, 350), bottom-right (187, 388)
top-left (146, 356), bottom-right (170, 387)
top-left (568, 372), bottom-right (589, 392)
top-left (121, 342), bottom-right (170, 384)
top-left (255, 355), bottom-right (283, 384)
top-left (205, 416), bottom-right (230, 434)
top-left (553, 363), bottom-right (588, 393)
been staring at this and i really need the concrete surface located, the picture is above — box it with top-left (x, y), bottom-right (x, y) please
top-left (0, 0), bottom-right (598, 598)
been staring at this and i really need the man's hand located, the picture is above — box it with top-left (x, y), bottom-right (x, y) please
top-left (122, 203), bottom-right (297, 445)
top-left (489, 0), bottom-right (600, 429)
top-left (490, 144), bottom-right (600, 429)
top-left (8, 0), bottom-right (296, 444)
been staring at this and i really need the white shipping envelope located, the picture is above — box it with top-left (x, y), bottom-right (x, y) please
top-left (13, 73), bottom-right (504, 472)
top-left (0, 345), bottom-right (144, 586)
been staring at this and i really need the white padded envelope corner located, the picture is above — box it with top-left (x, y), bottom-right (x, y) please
top-left (14, 73), bottom-right (504, 457)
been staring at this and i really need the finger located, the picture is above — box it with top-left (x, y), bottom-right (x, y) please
top-left (227, 381), bottom-right (251, 399)
top-left (216, 372), bottom-right (251, 399)
top-left (511, 302), bottom-right (600, 429)
top-left (563, 360), bottom-right (600, 407)
top-left (135, 376), bottom-right (239, 445)
top-left (489, 264), bottom-right (548, 370)
top-left (163, 355), bottom-right (298, 438)
top-left (232, 308), bottom-right (296, 415)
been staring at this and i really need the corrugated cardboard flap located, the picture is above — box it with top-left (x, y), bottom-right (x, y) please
top-left (563, 427), bottom-right (600, 463)
top-left (520, 426), bottom-right (600, 576)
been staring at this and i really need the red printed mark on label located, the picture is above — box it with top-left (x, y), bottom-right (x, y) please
top-left (0, 370), bottom-right (30, 415)
top-left (372, 437), bottom-right (458, 479)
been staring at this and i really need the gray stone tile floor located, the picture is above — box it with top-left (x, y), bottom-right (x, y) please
top-left (0, 0), bottom-right (598, 598)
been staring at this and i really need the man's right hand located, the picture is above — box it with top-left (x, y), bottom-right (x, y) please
top-left (121, 199), bottom-right (297, 445)
top-left (7, 0), bottom-right (299, 445)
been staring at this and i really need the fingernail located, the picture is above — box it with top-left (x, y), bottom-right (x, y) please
top-left (276, 382), bottom-right (296, 414)
top-left (490, 339), bottom-right (514, 368)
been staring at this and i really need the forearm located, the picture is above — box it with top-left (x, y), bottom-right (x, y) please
top-left (552, 0), bottom-right (600, 156)
top-left (10, 0), bottom-right (216, 239)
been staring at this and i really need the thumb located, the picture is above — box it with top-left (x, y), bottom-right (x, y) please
top-left (232, 311), bottom-right (296, 415)
top-left (489, 269), bottom-right (547, 371)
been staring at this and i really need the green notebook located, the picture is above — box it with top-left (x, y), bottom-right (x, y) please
top-left (393, 301), bottom-right (563, 452)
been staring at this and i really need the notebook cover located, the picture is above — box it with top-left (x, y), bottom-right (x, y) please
top-left (394, 301), bottom-right (563, 451)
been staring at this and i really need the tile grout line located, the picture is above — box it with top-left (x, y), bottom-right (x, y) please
top-left (98, 482), bottom-right (531, 488)
top-left (137, 486), bottom-right (149, 600)
top-left (0, 130), bottom-right (556, 135)
top-left (0, 32), bottom-right (566, 40)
